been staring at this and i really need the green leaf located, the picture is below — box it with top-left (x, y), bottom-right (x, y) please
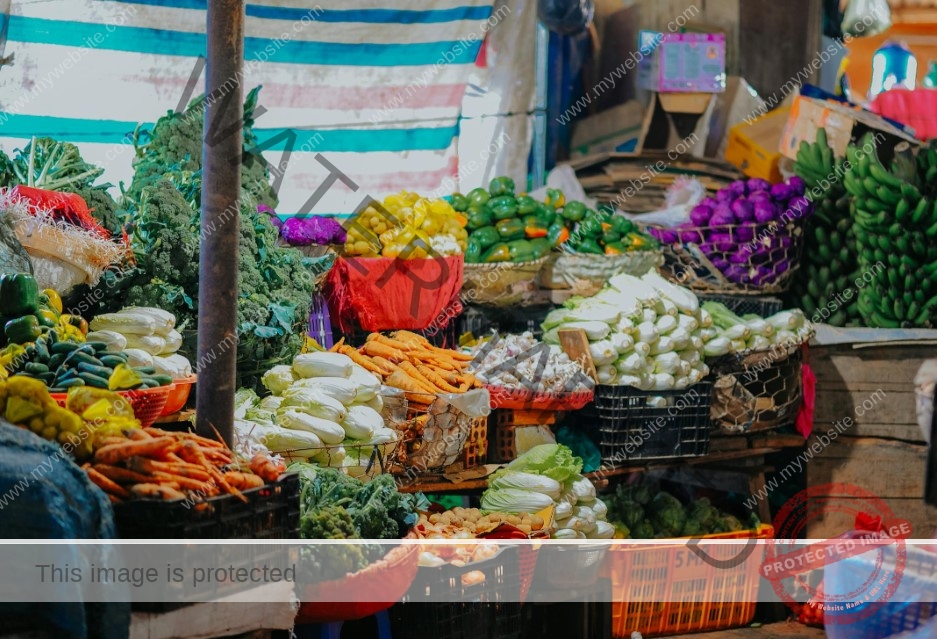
top-left (253, 325), bottom-right (281, 339)
top-left (269, 302), bottom-right (296, 332)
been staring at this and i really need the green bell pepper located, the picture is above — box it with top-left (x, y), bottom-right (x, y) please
top-left (545, 188), bottom-right (565, 208)
top-left (611, 215), bottom-right (635, 235)
top-left (529, 238), bottom-right (553, 259)
top-left (495, 218), bottom-right (525, 241)
top-left (467, 187), bottom-right (490, 207)
top-left (465, 207), bottom-right (493, 230)
top-left (506, 239), bottom-right (534, 262)
top-left (488, 176), bottom-right (515, 197)
top-left (547, 222), bottom-right (570, 247)
top-left (574, 238), bottom-right (603, 255)
top-left (601, 230), bottom-right (621, 246)
top-left (487, 196), bottom-right (518, 220)
top-left (561, 201), bottom-right (586, 222)
top-left (604, 241), bottom-right (629, 255)
top-left (524, 218), bottom-right (549, 239)
top-left (534, 203), bottom-right (557, 226)
top-left (0, 273), bottom-right (40, 316)
top-left (5, 315), bottom-right (41, 345)
top-left (449, 192), bottom-right (469, 212)
top-left (481, 243), bottom-right (511, 263)
top-left (464, 237), bottom-right (483, 263)
top-left (516, 195), bottom-right (537, 215)
top-left (472, 226), bottom-right (501, 248)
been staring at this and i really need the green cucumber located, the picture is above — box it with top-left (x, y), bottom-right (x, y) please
top-left (99, 355), bottom-right (127, 367)
top-left (37, 372), bottom-right (55, 385)
top-left (76, 362), bottom-right (114, 379)
top-left (77, 372), bottom-right (110, 389)
top-left (150, 374), bottom-right (173, 386)
top-left (50, 342), bottom-right (80, 355)
top-left (34, 339), bottom-right (50, 363)
top-left (24, 362), bottom-right (49, 375)
top-left (85, 341), bottom-right (110, 352)
top-left (57, 378), bottom-right (85, 389)
top-left (134, 366), bottom-right (156, 375)
top-left (818, 245), bottom-right (833, 262)
top-left (70, 351), bottom-right (103, 367)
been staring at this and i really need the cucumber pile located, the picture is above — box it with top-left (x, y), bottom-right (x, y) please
top-left (9, 333), bottom-right (173, 392)
top-left (843, 134), bottom-right (937, 328)
top-left (790, 129), bottom-right (860, 326)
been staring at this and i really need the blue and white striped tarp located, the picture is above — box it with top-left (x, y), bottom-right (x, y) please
top-left (0, 0), bottom-right (509, 215)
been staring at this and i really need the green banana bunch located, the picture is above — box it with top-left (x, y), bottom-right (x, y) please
top-left (788, 128), bottom-right (859, 326)
top-left (845, 135), bottom-right (937, 328)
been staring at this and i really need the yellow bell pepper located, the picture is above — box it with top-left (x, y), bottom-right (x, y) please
top-left (42, 289), bottom-right (63, 314)
top-left (108, 363), bottom-right (142, 391)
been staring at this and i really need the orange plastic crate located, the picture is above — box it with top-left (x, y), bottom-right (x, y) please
top-left (607, 524), bottom-right (773, 637)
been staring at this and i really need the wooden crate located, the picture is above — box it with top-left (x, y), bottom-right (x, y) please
top-left (810, 342), bottom-right (925, 442)
top-left (807, 336), bottom-right (937, 538)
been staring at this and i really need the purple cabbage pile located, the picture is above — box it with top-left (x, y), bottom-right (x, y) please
top-left (257, 204), bottom-right (347, 246)
top-left (648, 177), bottom-right (814, 288)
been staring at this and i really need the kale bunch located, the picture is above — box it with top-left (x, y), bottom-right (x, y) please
top-left (127, 86), bottom-right (277, 210)
top-left (293, 464), bottom-right (423, 540)
top-left (0, 148), bottom-right (14, 187)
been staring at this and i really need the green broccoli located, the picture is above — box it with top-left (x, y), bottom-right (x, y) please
top-left (648, 492), bottom-right (687, 538)
top-left (300, 505), bottom-right (358, 540)
top-left (631, 520), bottom-right (655, 539)
top-left (681, 519), bottom-right (702, 536)
top-left (71, 184), bottom-right (128, 237)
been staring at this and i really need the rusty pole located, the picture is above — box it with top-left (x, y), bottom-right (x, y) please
top-left (196, 0), bottom-right (244, 444)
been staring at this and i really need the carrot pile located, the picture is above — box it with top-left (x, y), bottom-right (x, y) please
top-left (83, 428), bottom-right (286, 503)
top-left (330, 330), bottom-right (480, 406)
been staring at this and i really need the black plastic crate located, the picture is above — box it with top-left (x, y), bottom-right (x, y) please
top-left (522, 578), bottom-right (612, 639)
top-left (390, 546), bottom-right (522, 639)
top-left (589, 381), bottom-right (713, 466)
top-left (113, 472), bottom-right (300, 539)
top-left (698, 293), bottom-right (784, 318)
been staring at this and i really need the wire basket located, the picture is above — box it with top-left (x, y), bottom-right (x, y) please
top-left (708, 344), bottom-right (804, 433)
top-left (647, 220), bottom-right (805, 294)
top-left (462, 257), bottom-right (548, 308)
top-left (50, 385), bottom-right (172, 428)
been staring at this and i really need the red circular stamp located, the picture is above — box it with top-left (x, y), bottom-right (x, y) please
top-left (760, 482), bottom-right (911, 626)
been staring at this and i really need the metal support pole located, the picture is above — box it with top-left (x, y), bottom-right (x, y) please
top-left (530, 22), bottom-right (549, 189)
top-left (196, 0), bottom-right (244, 444)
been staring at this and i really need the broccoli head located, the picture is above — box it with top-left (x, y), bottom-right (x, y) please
top-left (681, 519), bottom-right (702, 537)
top-left (72, 184), bottom-right (128, 237)
top-left (648, 492), bottom-right (686, 538)
top-left (300, 505), bottom-right (357, 540)
top-left (631, 521), bottom-right (655, 539)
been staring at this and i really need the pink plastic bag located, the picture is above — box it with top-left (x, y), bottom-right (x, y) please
top-left (870, 88), bottom-right (937, 141)
top-left (796, 345), bottom-right (816, 439)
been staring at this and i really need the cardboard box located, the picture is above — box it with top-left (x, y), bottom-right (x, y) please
top-left (570, 100), bottom-right (645, 158)
top-left (724, 106), bottom-right (791, 183)
top-left (779, 94), bottom-right (919, 162)
top-left (637, 31), bottom-right (726, 93)
top-left (705, 77), bottom-right (764, 159)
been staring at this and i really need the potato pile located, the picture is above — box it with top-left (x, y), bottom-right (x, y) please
top-left (411, 507), bottom-right (545, 538)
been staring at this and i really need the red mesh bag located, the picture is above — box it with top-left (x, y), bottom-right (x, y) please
top-left (9, 185), bottom-right (110, 239)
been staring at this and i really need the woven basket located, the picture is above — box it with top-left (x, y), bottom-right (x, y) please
top-left (538, 251), bottom-right (662, 293)
top-left (462, 257), bottom-right (547, 307)
top-left (646, 220), bottom-right (805, 295)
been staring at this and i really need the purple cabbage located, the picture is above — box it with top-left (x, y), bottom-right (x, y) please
top-left (733, 224), bottom-right (756, 242)
top-left (785, 195), bottom-right (813, 220)
top-left (770, 182), bottom-right (793, 202)
top-left (724, 265), bottom-right (751, 284)
top-left (752, 201), bottom-right (776, 224)
top-left (709, 233), bottom-right (735, 252)
top-left (700, 197), bottom-right (718, 209)
top-left (658, 228), bottom-right (679, 244)
top-left (788, 176), bottom-right (807, 197)
top-left (729, 250), bottom-right (751, 265)
top-left (689, 204), bottom-right (713, 226)
top-left (746, 178), bottom-right (771, 193)
top-left (710, 203), bottom-right (735, 226)
top-left (677, 225), bottom-right (704, 244)
top-left (281, 216), bottom-right (347, 246)
top-left (730, 199), bottom-right (754, 223)
top-left (728, 180), bottom-right (748, 197)
top-left (710, 257), bottom-right (731, 272)
top-left (716, 188), bottom-right (737, 204)
top-left (748, 191), bottom-right (772, 203)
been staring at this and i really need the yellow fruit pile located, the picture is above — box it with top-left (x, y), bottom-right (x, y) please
top-left (1, 377), bottom-right (139, 460)
top-left (344, 191), bottom-right (468, 259)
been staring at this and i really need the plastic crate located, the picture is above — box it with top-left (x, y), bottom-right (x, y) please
top-left (589, 381), bottom-right (713, 465)
top-left (535, 544), bottom-right (608, 590)
top-left (697, 293), bottom-right (784, 318)
top-left (390, 546), bottom-right (522, 639)
top-left (489, 409), bottom-right (563, 463)
top-left (309, 293), bottom-right (334, 349)
top-left (824, 539), bottom-right (937, 639)
top-left (113, 472), bottom-right (300, 539)
top-left (460, 416), bottom-right (488, 470)
top-left (522, 578), bottom-right (612, 639)
top-left (608, 524), bottom-right (773, 637)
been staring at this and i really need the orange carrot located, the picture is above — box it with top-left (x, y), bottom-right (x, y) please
top-left (418, 365), bottom-right (461, 393)
top-left (86, 467), bottom-right (131, 498)
top-left (250, 453), bottom-right (284, 483)
top-left (180, 441), bottom-right (246, 503)
top-left (224, 471), bottom-right (264, 490)
top-left (398, 361), bottom-right (442, 393)
top-left (127, 429), bottom-right (152, 441)
top-left (362, 340), bottom-right (406, 362)
top-left (93, 464), bottom-right (153, 485)
top-left (94, 437), bottom-right (176, 465)
top-left (127, 457), bottom-right (212, 481)
top-left (130, 483), bottom-right (186, 501)
top-left (338, 345), bottom-right (385, 374)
